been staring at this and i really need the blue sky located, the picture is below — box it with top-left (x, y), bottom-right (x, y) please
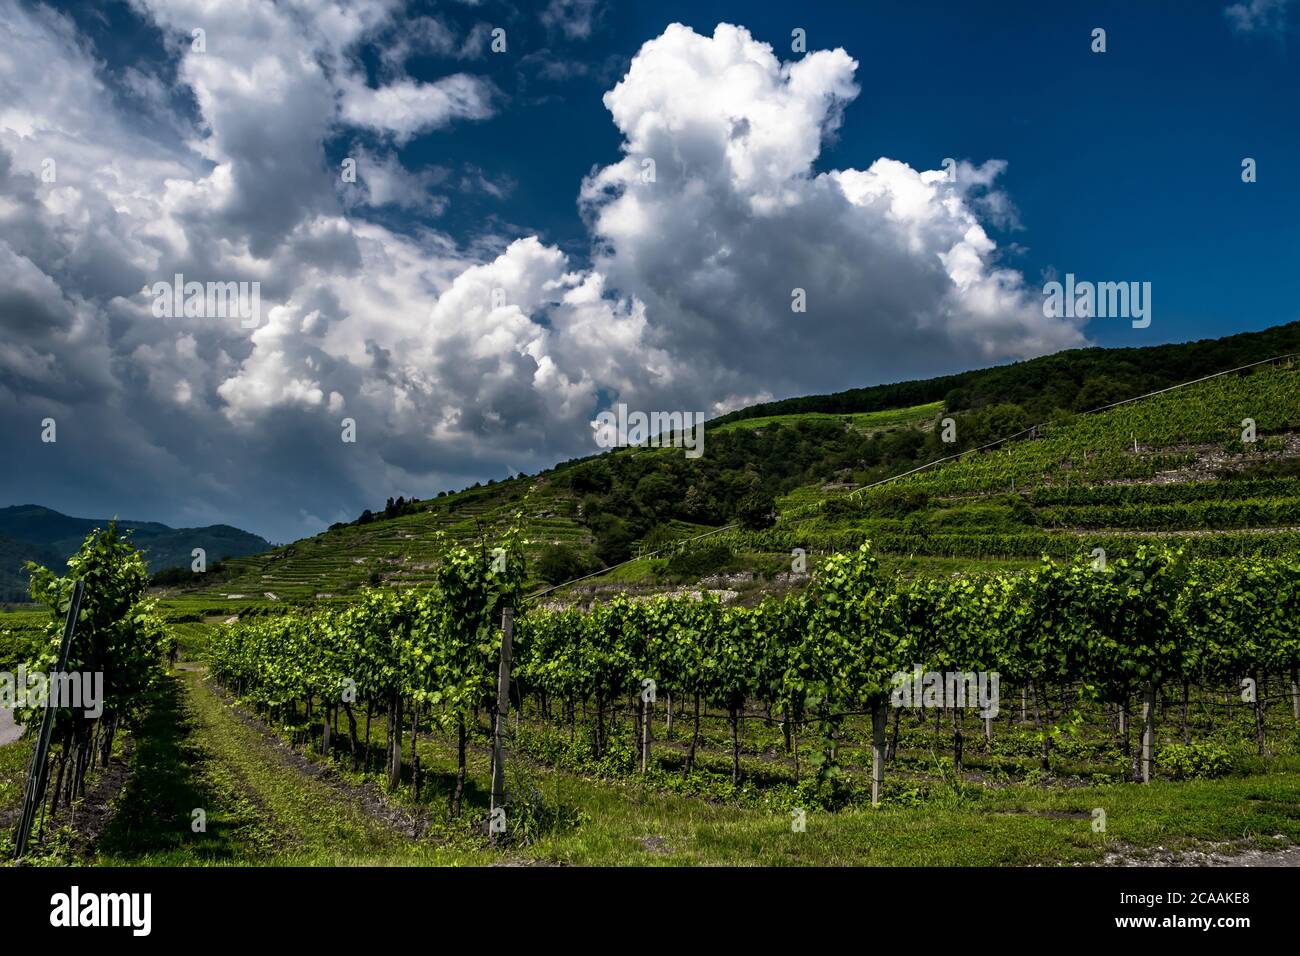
top-left (366, 0), bottom-right (1295, 346)
top-left (2, 0), bottom-right (1297, 541)
top-left (62, 0), bottom-right (1300, 344)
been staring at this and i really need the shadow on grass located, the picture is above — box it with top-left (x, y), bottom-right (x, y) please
top-left (95, 674), bottom-right (250, 862)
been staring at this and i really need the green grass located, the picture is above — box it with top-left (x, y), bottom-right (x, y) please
top-left (94, 671), bottom-right (493, 866)
top-left (515, 769), bottom-right (1300, 866)
top-left (712, 402), bottom-right (942, 435)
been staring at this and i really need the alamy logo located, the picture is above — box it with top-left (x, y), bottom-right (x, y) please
top-left (147, 273), bottom-right (261, 328)
top-left (592, 403), bottom-right (705, 459)
top-left (1042, 273), bottom-right (1151, 328)
top-left (50, 886), bottom-right (151, 936)
top-left (890, 666), bottom-right (1000, 718)
top-left (1, 668), bottom-right (103, 718)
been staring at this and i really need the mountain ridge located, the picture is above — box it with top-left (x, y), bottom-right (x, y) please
top-left (0, 505), bottom-right (271, 603)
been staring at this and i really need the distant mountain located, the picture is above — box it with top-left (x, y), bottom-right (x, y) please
top-left (0, 505), bottom-right (271, 602)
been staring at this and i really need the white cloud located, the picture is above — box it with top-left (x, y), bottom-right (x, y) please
top-left (0, 10), bottom-right (1088, 541)
top-left (541, 0), bottom-right (602, 40)
top-left (1224, 0), bottom-right (1292, 33)
top-left (340, 146), bottom-right (449, 213)
top-left (338, 73), bottom-right (497, 143)
top-left (579, 23), bottom-right (1084, 399)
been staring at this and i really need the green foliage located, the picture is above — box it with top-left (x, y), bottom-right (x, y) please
top-left (735, 492), bottom-right (777, 530)
top-left (21, 523), bottom-right (167, 728)
top-left (1158, 742), bottom-right (1236, 780)
top-left (210, 522), bottom-right (528, 742)
top-left (665, 543), bottom-right (734, 581)
top-left (208, 538), bottom-right (1300, 802)
top-left (536, 544), bottom-right (600, 585)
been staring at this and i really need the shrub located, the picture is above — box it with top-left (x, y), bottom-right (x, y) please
top-left (735, 492), bottom-right (777, 530)
top-left (536, 544), bottom-right (599, 585)
top-left (665, 543), bottom-right (734, 581)
top-left (1158, 742), bottom-right (1236, 780)
top-left (868, 487), bottom-right (930, 517)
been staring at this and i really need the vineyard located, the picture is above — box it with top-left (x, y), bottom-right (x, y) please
top-left (5, 353), bottom-right (1300, 865)
top-left (206, 539), bottom-right (1300, 825)
top-left (189, 360), bottom-right (1300, 851)
top-left (872, 363), bottom-right (1300, 497)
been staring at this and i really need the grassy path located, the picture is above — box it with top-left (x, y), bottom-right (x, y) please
top-left (95, 670), bottom-right (491, 865)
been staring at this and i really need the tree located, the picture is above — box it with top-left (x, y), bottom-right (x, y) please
top-left (536, 544), bottom-right (597, 586)
top-left (735, 491), bottom-right (777, 530)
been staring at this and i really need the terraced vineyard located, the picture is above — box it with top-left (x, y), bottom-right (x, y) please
top-left (701, 360), bottom-right (1300, 575)
top-left (877, 362), bottom-right (1300, 496)
top-left (169, 480), bottom-right (591, 604)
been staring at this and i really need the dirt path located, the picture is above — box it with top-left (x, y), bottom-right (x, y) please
top-left (1103, 841), bottom-right (1300, 867)
top-left (0, 707), bottom-right (22, 745)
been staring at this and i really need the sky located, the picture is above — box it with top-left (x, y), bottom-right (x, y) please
top-left (1, 0), bottom-right (1297, 543)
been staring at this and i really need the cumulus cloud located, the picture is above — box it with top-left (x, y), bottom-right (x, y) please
top-left (339, 147), bottom-right (450, 214)
top-left (0, 0), bottom-right (510, 539)
top-left (338, 73), bottom-right (497, 143)
top-left (0, 9), bottom-right (1085, 542)
top-left (579, 23), bottom-right (1083, 399)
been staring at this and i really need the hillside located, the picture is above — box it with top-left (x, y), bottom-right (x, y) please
top-left (0, 506), bottom-right (271, 603)
top-left (712, 321), bottom-right (1300, 425)
top-left (155, 324), bottom-right (1300, 612)
top-left (713, 359), bottom-right (1300, 569)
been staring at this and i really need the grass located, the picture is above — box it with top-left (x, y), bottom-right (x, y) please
top-left (712, 402), bottom-right (943, 435)
top-left (94, 670), bottom-right (493, 866)
top-left (515, 770), bottom-right (1300, 866)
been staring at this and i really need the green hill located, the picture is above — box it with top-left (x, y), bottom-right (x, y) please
top-left (711, 321), bottom-right (1300, 425)
top-left (147, 322), bottom-right (1300, 612)
top-left (713, 359), bottom-right (1300, 570)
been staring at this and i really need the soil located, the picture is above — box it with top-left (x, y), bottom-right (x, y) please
top-left (0, 707), bottom-right (22, 745)
top-left (1100, 838), bottom-right (1300, 867)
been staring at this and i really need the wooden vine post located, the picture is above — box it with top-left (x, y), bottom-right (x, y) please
top-left (641, 688), bottom-right (651, 774)
top-left (871, 699), bottom-right (887, 807)
top-left (1140, 682), bottom-right (1156, 783)
top-left (490, 605), bottom-right (513, 842)
top-left (14, 578), bottom-right (84, 859)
